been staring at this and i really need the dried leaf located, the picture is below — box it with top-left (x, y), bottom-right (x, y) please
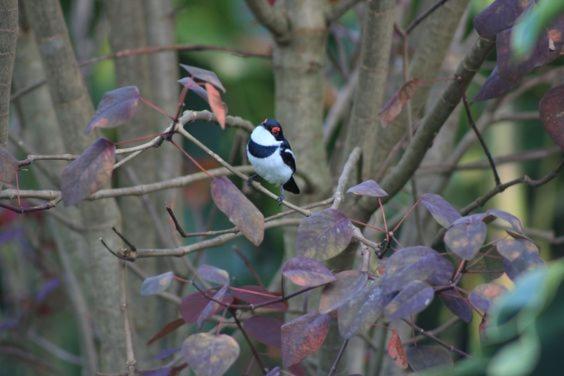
top-left (211, 177), bottom-right (264, 246)
top-left (420, 193), bottom-right (462, 228)
top-left (384, 280), bottom-right (434, 321)
top-left (141, 271), bottom-right (174, 296)
top-left (295, 208), bottom-right (354, 261)
top-left (439, 289), bottom-right (473, 323)
top-left (346, 179), bottom-right (388, 198)
top-left (469, 282), bottom-right (507, 313)
top-left (197, 285), bottom-right (229, 328)
top-left (319, 270), bottom-right (367, 314)
top-left (282, 256), bottom-right (336, 287)
top-left (85, 86), bottom-right (140, 133)
top-left (473, 0), bottom-right (534, 39)
top-left (242, 316), bottom-right (282, 348)
top-left (379, 79), bottom-right (423, 125)
top-left (180, 290), bottom-right (233, 324)
top-left (0, 147), bottom-right (18, 186)
top-left (230, 285), bottom-right (287, 312)
top-left (180, 64), bottom-right (226, 92)
top-left (178, 76), bottom-right (209, 102)
top-left (444, 215), bottom-right (488, 260)
top-left (197, 264), bottom-right (230, 286)
top-left (338, 280), bottom-right (388, 339)
top-left (60, 138), bottom-right (115, 206)
top-left (387, 329), bottom-right (408, 369)
top-left (205, 83), bottom-right (227, 129)
top-left (406, 345), bottom-right (453, 371)
top-left (281, 312), bottom-right (330, 368)
top-left (497, 238), bottom-right (538, 262)
top-left (181, 333), bottom-right (239, 376)
top-left (539, 84), bottom-right (564, 149)
top-left (147, 318), bottom-right (185, 345)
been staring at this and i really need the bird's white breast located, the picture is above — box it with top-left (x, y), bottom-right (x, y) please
top-left (247, 127), bottom-right (293, 185)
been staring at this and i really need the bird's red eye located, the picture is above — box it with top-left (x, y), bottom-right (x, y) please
top-left (271, 126), bottom-right (280, 135)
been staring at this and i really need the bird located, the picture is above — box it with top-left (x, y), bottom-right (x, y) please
top-left (246, 118), bottom-right (300, 204)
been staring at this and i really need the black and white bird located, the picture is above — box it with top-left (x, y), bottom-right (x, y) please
top-left (246, 119), bottom-right (300, 203)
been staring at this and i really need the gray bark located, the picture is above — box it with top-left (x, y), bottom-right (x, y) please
top-left (23, 0), bottom-right (125, 372)
top-left (0, 0), bottom-right (18, 145)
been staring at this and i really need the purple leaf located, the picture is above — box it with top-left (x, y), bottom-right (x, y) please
top-left (469, 282), bottom-right (507, 313)
top-left (319, 270), bottom-right (367, 314)
top-left (282, 256), bottom-right (336, 287)
top-left (486, 209), bottom-right (525, 233)
top-left (384, 280), bottom-right (434, 321)
top-left (230, 285), bottom-right (287, 312)
top-left (181, 333), bottom-right (239, 376)
top-left (439, 289), bottom-right (473, 323)
top-left (473, 0), bottom-right (534, 39)
top-left (242, 316), bottom-right (282, 348)
top-left (211, 177), bottom-right (264, 246)
top-left (60, 138), bottom-right (115, 206)
top-left (347, 179), bottom-right (388, 198)
top-left (406, 345), bottom-right (453, 371)
top-left (153, 347), bottom-right (180, 361)
top-left (178, 76), bottom-right (209, 102)
top-left (180, 64), bottom-right (226, 93)
top-left (540, 84), bottom-right (564, 149)
top-left (85, 86), bottom-right (141, 133)
top-left (140, 271), bottom-right (174, 296)
top-left (503, 253), bottom-right (544, 281)
top-left (497, 238), bottom-right (538, 262)
top-left (35, 278), bottom-right (60, 303)
top-left (281, 312), bottom-right (330, 368)
top-left (197, 264), bottom-right (230, 286)
top-left (420, 193), bottom-right (462, 228)
top-left (180, 290), bottom-right (233, 324)
top-left (474, 66), bottom-right (520, 101)
top-left (338, 280), bottom-right (389, 339)
top-left (444, 215), bottom-right (488, 260)
top-left (197, 285), bottom-right (229, 328)
top-left (381, 246), bottom-right (448, 293)
top-left (295, 208), bottom-right (354, 260)
top-left (0, 147), bottom-right (18, 186)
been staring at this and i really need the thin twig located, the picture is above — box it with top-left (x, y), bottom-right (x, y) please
top-left (402, 319), bottom-right (469, 357)
top-left (120, 262), bottom-right (137, 376)
top-left (462, 94), bottom-right (501, 185)
top-left (229, 309), bottom-right (267, 375)
top-left (406, 0), bottom-right (452, 34)
top-left (328, 339), bottom-right (350, 376)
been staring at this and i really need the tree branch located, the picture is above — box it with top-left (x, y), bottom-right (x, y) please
top-left (244, 0), bottom-right (290, 42)
top-left (0, 0), bottom-right (18, 146)
top-left (326, 0), bottom-right (364, 24)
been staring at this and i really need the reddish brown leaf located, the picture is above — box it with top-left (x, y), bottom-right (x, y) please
top-left (180, 290), bottom-right (233, 324)
top-left (0, 147), bottom-right (18, 186)
top-left (295, 208), bottom-right (354, 261)
top-left (242, 316), bottom-right (282, 348)
top-left (319, 270), bottom-right (367, 314)
top-left (85, 86), bottom-right (140, 133)
top-left (387, 329), bottom-right (408, 369)
top-left (540, 84), bottom-right (564, 149)
top-left (60, 138), bottom-right (115, 206)
top-left (230, 285), bottom-right (287, 312)
top-left (181, 333), bottom-right (239, 376)
top-left (205, 83), bottom-right (227, 129)
top-left (282, 256), bottom-right (336, 287)
top-left (281, 312), bottom-right (330, 368)
top-left (180, 64), bottom-right (226, 92)
top-left (211, 177), bottom-right (264, 245)
top-left (379, 79), bottom-right (423, 126)
top-left (147, 318), bottom-right (185, 345)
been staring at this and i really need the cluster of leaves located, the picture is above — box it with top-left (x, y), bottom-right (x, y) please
top-left (472, 0), bottom-right (564, 150)
top-left (136, 174), bottom-right (543, 375)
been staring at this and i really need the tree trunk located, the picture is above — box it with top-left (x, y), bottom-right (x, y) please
top-left (0, 0), bottom-right (18, 145)
top-left (23, 0), bottom-right (125, 372)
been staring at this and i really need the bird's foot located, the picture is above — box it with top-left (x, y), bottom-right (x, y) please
top-left (246, 174), bottom-right (258, 189)
top-left (277, 187), bottom-right (285, 205)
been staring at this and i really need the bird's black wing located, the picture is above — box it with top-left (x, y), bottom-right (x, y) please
top-left (280, 140), bottom-right (296, 173)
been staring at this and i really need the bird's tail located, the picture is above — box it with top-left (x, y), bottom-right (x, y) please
top-left (283, 177), bottom-right (300, 194)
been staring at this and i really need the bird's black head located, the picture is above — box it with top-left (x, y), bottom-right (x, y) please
top-left (261, 118), bottom-right (284, 140)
